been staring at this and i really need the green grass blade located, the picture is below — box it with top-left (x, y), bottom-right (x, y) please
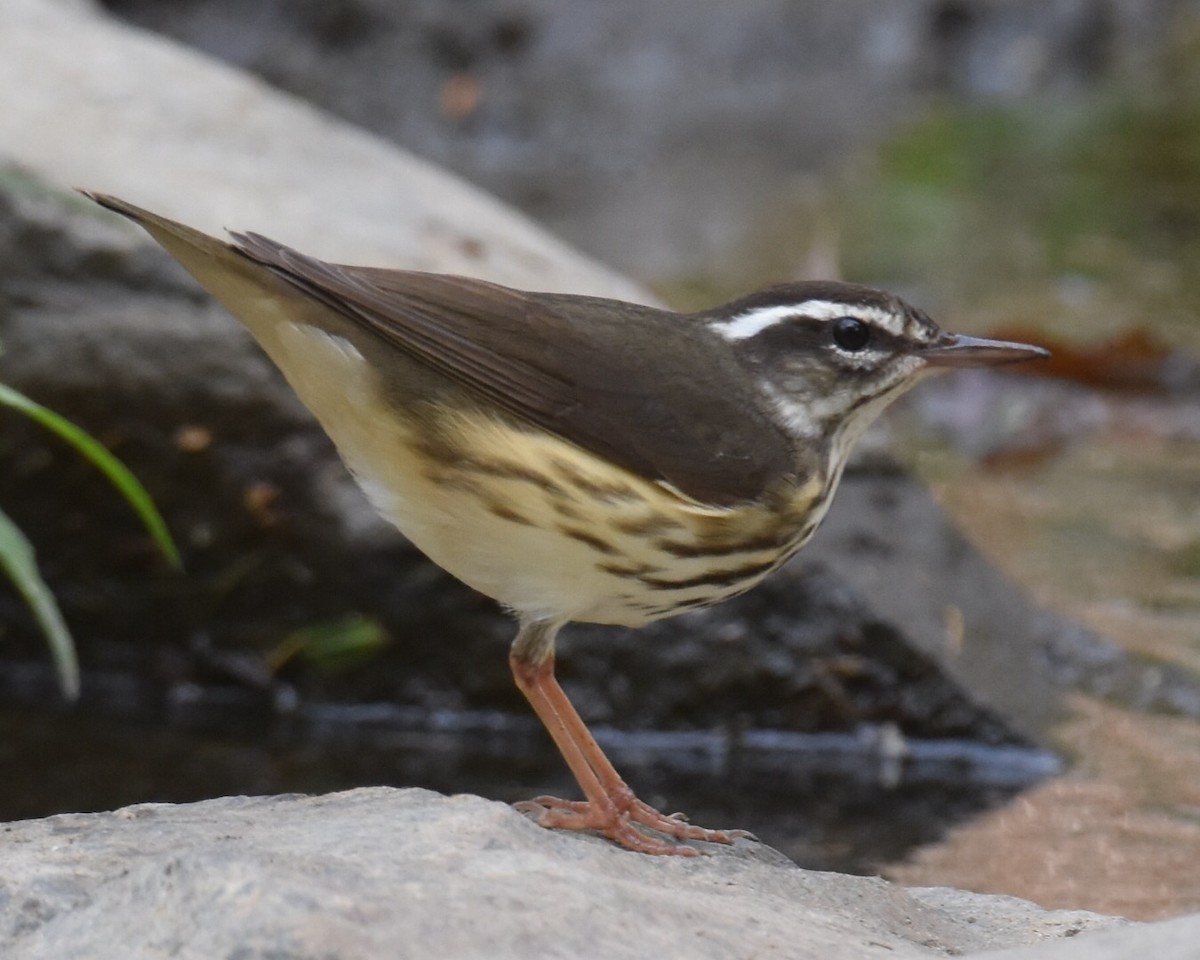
top-left (0, 382), bottom-right (182, 569)
top-left (0, 505), bottom-right (80, 700)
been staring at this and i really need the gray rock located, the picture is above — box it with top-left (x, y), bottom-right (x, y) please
top-left (982, 913), bottom-right (1200, 960)
top-left (0, 787), bottom-right (1137, 960)
top-left (811, 461), bottom-right (1074, 737)
top-left (0, 0), bottom-right (646, 301)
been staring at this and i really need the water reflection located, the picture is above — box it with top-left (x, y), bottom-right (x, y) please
top-left (2, 683), bottom-right (1056, 873)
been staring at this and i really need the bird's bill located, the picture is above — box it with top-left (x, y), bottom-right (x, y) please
top-left (921, 333), bottom-right (1051, 368)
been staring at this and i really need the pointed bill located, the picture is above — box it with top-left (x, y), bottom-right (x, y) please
top-left (921, 333), bottom-right (1050, 368)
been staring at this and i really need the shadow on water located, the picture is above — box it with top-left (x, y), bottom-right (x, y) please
top-left (1, 662), bottom-right (1057, 873)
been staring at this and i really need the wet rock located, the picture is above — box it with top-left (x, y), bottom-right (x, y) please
top-left (0, 787), bottom-right (1143, 960)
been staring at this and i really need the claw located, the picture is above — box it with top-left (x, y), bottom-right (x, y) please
top-left (515, 791), bottom-right (749, 855)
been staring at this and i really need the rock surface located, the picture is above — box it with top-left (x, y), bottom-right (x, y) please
top-left (0, 787), bottom-right (1144, 960)
top-left (0, 0), bottom-right (646, 300)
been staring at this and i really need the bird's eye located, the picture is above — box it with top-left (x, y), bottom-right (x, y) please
top-left (832, 316), bottom-right (871, 352)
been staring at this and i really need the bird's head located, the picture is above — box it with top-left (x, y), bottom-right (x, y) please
top-left (706, 280), bottom-right (1048, 456)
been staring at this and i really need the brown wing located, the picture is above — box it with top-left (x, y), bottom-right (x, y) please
top-left (231, 231), bottom-right (796, 505)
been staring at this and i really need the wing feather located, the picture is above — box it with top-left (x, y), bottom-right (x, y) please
top-left (231, 231), bottom-right (795, 505)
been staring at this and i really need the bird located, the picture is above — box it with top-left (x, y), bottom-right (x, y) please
top-left (84, 191), bottom-right (1049, 856)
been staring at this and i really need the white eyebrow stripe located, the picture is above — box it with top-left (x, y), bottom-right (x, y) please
top-left (710, 300), bottom-right (898, 341)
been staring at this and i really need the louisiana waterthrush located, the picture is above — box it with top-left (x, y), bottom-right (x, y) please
top-left (86, 191), bottom-right (1048, 856)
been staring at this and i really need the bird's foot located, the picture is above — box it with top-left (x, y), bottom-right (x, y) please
top-left (515, 786), bottom-right (752, 856)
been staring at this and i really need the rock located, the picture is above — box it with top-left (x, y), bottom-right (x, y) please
top-left (0, 787), bottom-right (1141, 960)
top-left (810, 458), bottom-right (1077, 736)
top-left (0, 0), bottom-right (646, 300)
top-left (981, 915), bottom-right (1200, 960)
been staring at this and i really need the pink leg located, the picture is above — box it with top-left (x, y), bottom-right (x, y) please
top-left (509, 630), bottom-right (750, 856)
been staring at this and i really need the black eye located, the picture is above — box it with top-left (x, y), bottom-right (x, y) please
top-left (832, 316), bottom-right (871, 351)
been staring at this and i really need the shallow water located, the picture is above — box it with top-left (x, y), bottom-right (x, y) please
top-left (2, 687), bottom-right (1055, 872)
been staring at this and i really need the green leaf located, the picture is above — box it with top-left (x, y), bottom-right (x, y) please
top-left (0, 382), bottom-right (181, 569)
top-left (0, 505), bottom-right (79, 700)
top-left (268, 615), bottom-right (390, 675)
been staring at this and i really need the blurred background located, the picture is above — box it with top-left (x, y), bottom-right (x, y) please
top-left (2, 0), bottom-right (1200, 920)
